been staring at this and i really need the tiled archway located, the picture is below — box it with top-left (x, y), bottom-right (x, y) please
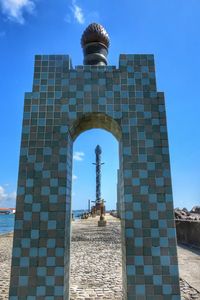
top-left (9, 54), bottom-right (181, 299)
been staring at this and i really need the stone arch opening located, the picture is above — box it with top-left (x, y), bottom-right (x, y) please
top-left (69, 113), bottom-right (122, 142)
top-left (70, 127), bottom-right (123, 299)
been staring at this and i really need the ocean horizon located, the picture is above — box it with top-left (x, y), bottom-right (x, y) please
top-left (0, 209), bottom-right (88, 235)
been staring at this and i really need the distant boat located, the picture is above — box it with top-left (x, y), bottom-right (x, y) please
top-left (0, 208), bottom-right (16, 215)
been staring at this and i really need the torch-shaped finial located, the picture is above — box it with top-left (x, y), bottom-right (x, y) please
top-left (81, 23), bottom-right (110, 66)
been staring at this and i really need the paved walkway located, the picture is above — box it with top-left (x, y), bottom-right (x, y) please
top-left (0, 232), bottom-right (13, 300)
top-left (177, 244), bottom-right (200, 293)
top-left (0, 215), bottom-right (200, 299)
top-left (70, 215), bottom-right (123, 299)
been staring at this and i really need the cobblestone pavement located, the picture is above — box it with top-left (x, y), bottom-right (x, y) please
top-left (180, 279), bottom-right (200, 300)
top-left (70, 216), bottom-right (123, 299)
top-left (0, 232), bottom-right (13, 300)
top-left (0, 215), bottom-right (200, 299)
top-left (178, 244), bottom-right (200, 292)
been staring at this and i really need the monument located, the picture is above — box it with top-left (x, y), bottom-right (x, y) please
top-left (94, 145), bottom-right (104, 205)
top-left (9, 23), bottom-right (181, 299)
top-left (91, 145), bottom-right (106, 226)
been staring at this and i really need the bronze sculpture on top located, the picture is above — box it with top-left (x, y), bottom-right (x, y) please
top-left (81, 23), bottom-right (110, 66)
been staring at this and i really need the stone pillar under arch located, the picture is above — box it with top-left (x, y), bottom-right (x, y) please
top-left (9, 54), bottom-right (181, 299)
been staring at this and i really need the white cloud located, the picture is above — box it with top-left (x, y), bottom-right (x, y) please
top-left (70, 0), bottom-right (85, 24)
top-left (0, 185), bottom-right (16, 207)
top-left (0, 186), bottom-right (7, 200)
top-left (72, 0), bottom-right (84, 24)
top-left (72, 174), bottom-right (78, 180)
top-left (0, 0), bottom-right (35, 24)
top-left (65, 1), bottom-right (100, 25)
top-left (73, 151), bottom-right (85, 161)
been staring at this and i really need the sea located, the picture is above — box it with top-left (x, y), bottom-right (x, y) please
top-left (0, 210), bottom-right (88, 235)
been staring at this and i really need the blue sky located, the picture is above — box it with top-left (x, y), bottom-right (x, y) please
top-left (0, 0), bottom-right (199, 210)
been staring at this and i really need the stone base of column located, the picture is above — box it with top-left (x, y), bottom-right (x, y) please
top-left (98, 217), bottom-right (107, 227)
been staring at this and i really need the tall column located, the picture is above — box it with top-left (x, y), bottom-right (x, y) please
top-left (94, 145), bottom-right (103, 204)
top-left (9, 55), bottom-right (73, 300)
